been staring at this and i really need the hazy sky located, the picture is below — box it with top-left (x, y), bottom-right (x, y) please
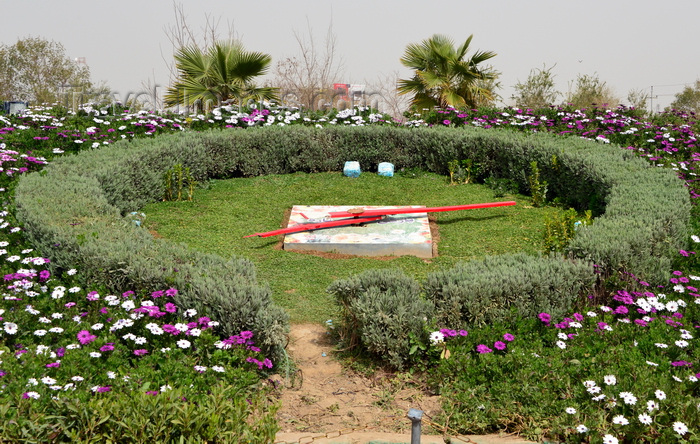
top-left (2, 0), bottom-right (698, 111)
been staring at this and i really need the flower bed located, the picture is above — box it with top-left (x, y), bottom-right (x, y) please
top-left (1, 103), bottom-right (698, 442)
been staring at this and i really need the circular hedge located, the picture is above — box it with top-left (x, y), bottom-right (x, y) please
top-left (14, 125), bottom-right (690, 361)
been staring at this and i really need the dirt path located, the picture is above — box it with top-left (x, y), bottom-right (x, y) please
top-left (273, 324), bottom-right (535, 444)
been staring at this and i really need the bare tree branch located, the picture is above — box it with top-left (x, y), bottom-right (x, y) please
top-left (363, 71), bottom-right (410, 121)
top-left (273, 18), bottom-right (344, 110)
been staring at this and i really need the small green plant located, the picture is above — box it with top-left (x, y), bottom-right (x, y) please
top-left (448, 159), bottom-right (480, 185)
top-left (527, 160), bottom-right (548, 207)
top-left (373, 388), bottom-right (396, 409)
top-left (543, 208), bottom-right (593, 254)
top-left (484, 176), bottom-right (519, 197)
top-left (163, 163), bottom-right (197, 201)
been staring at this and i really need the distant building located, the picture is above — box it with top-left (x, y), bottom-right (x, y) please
top-left (332, 83), bottom-right (365, 105)
top-left (1, 101), bottom-right (28, 114)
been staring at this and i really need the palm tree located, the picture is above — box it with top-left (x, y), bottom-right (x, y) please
top-left (165, 41), bottom-right (278, 109)
top-left (398, 34), bottom-right (498, 110)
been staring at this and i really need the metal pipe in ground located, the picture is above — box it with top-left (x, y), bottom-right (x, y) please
top-left (407, 408), bottom-right (423, 444)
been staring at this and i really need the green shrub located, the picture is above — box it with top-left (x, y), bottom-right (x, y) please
top-left (327, 269), bottom-right (433, 370)
top-left (424, 254), bottom-right (596, 328)
top-left (13, 125), bottom-right (690, 365)
top-left (567, 167), bottom-right (690, 283)
top-left (14, 146), bottom-right (288, 363)
top-left (163, 163), bottom-right (197, 201)
top-left (0, 384), bottom-right (279, 443)
top-left (543, 208), bottom-right (592, 254)
top-left (527, 160), bottom-right (548, 207)
top-left (484, 176), bottom-right (519, 197)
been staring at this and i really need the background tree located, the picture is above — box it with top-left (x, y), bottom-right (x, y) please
top-left (626, 88), bottom-right (649, 112)
top-left (668, 80), bottom-right (700, 113)
top-left (363, 71), bottom-right (411, 121)
top-left (397, 34), bottom-right (498, 111)
top-left (272, 20), bottom-right (344, 110)
top-left (565, 73), bottom-right (619, 109)
top-left (164, 41), bottom-right (278, 110)
top-left (0, 36), bottom-right (94, 105)
top-left (163, 3), bottom-right (236, 84)
top-left (512, 64), bottom-right (559, 110)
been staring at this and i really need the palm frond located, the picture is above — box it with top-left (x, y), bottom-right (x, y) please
top-left (398, 34), bottom-right (498, 112)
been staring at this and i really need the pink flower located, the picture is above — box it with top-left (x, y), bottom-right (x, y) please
top-left (77, 330), bottom-right (96, 345)
top-left (476, 344), bottom-right (493, 354)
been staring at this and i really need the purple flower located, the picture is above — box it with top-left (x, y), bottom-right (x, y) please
top-left (146, 390), bottom-right (159, 396)
top-left (133, 349), bottom-right (148, 356)
top-left (503, 333), bottom-right (514, 342)
top-left (100, 343), bottom-right (114, 352)
top-left (45, 362), bottom-right (60, 368)
top-left (440, 328), bottom-right (457, 337)
top-left (476, 344), bottom-right (493, 354)
top-left (458, 329), bottom-right (468, 336)
top-left (162, 324), bottom-right (179, 335)
top-left (165, 288), bottom-right (178, 297)
top-left (246, 357), bottom-right (264, 369)
top-left (240, 331), bottom-right (254, 340)
top-left (614, 306), bottom-right (629, 315)
top-left (164, 303), bottom-right (177, 313)
top-left (671, 361), bottom-right (692, 367)
top-left (494, 341), bottom-right (506, 351)
top-left (538, 312), bottom-right (551, 324)
top-left (96, 386), bottom-right (111, 393)
top-left (554, 320), bottom-right (570, 329)
top-left (151, 290), bottom-right (164, 298)
top-left (77, 330), bottom-right (96, 345)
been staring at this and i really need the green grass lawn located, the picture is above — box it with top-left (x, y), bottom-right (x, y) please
top-left (143, 171), bottom-right (565, 323)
